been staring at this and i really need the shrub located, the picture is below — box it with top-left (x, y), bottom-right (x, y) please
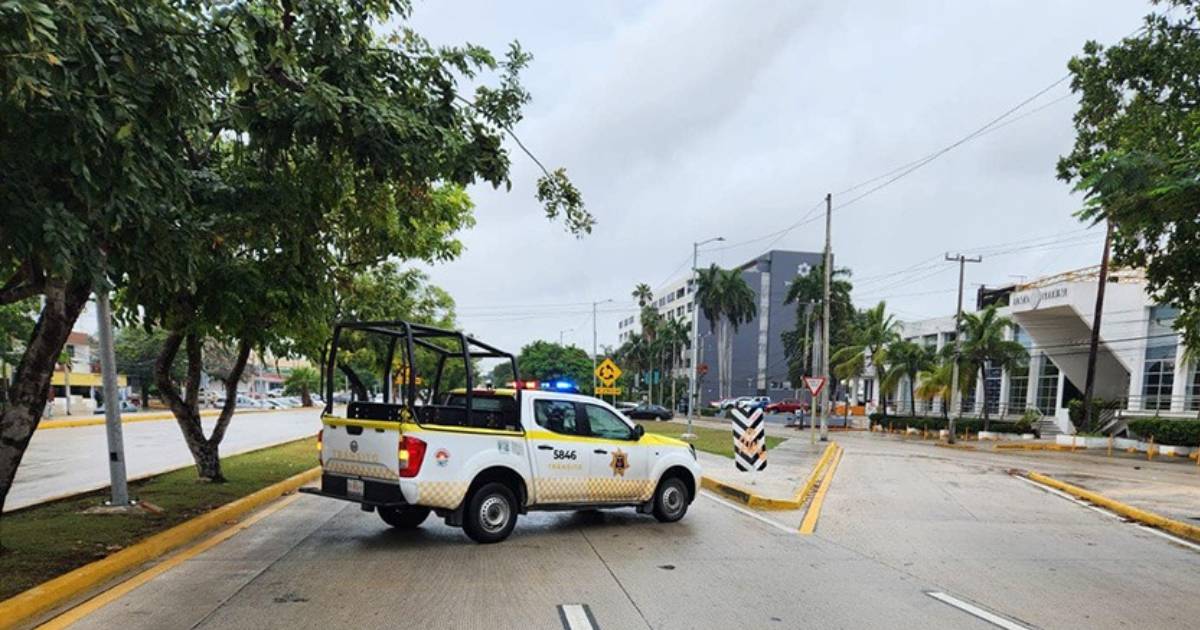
top-left (1127, 418), bottom-right (1200, 447)
top-left (699, 407), bottom-right (718, 417)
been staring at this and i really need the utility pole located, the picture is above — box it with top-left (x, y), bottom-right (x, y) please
top-left (591, 299), bottom-right (611, 394)
top-left (811, 318), bottom-right (822, 444)
top-left (685, 236), bottom-right (724, 439)
top-left (95, 289), bottom-right (131, 506)
top-left (1082, 220), bottom-right (1114, 433)
top-left (559, 328), bottom-right (573, 346)
top-left (945, 253), bottom-right (982, 444)
top-left (820, 193), bottom-right (832, 442)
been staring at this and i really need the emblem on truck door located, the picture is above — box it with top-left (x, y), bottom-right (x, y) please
top-left (349, 440), bottom-right (358, 453)
top-left (610, 449), bottom-right (629, 477)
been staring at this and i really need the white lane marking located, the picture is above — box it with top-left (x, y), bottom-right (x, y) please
top-left (1013, 475), bottom-right (1122, 520)
top-left (558, 604), bottom-right (597, 630)
top-left (926, 591), bottom-right (1032, 630)
top-left (1135, 524), bottom-right (1200, 552)
top-left (1016, 476), bottom-right (1200, 554)
top-left (700, 491), bottom-right (796, 535)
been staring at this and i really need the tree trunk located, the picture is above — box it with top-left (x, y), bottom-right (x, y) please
top-left (909, 377), bottom-right (917, 418)
top-left (300, 383), bottom-right (312, 407)
top-left (156, 331), bottom-right (252, 483)
top-left (0, 280), bottom-right (91, 520)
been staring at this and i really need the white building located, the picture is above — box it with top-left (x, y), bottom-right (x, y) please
top-left (887, 266), bottom-right (1196, 435)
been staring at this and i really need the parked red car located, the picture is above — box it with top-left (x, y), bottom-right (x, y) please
top-left (766, 399), bottom-right (807, 413)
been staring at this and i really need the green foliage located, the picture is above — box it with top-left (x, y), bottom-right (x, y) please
top-left (0, 299), bottom-right (36, 367)
top-left (832, 301), bottom-right (899, 381)
top-left (1058, 1), bottom-right (1200, 355)
top-left (1067, 398), bottom-right (1121, 433)
top-left (283, 366), bottom-right (319, 405)
top-left (871, 416), bottom-right (1037, 437)
top-left (1127, 417), bottom-right (1200, 447)
top-left (957, 306), bottom-right (1028, 421)
top-left (516, 341), bottom-right (593, 394)
top-left (113, 327), bottom-right (183, 406)
top-left (783, 263), bottom-right (854, 385)
top-left (879, 339), bottom-right (935, 416)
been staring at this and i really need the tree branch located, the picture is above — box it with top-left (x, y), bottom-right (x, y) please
top-left (208, 338), bottom-right (251, 446)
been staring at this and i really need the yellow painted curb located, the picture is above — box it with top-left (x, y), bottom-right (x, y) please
top-left (934, 442), bottom-right (976, 451)
top-left (699, 442), bottom-right (839, 511)
top-left (799, 445), bottom-right (844, 534)
top-left (0, 467), bottom-right (320, 630)
top-left (38, 407), bottom-right (293, 431)
top-left (1026, 471), bottom-right (1200, 544)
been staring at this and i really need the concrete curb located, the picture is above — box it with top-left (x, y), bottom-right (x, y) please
top-left (0, 467), bottom-right (320, 630)
top-left (1025, 471), bottom-right (1200, 544)
top-left (699, 442), bottom-right (838, 511)
top-left (38, 407), bottom-right (292, 430)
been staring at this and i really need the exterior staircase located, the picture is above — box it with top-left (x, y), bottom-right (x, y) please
top-left (1036, 417), bottom-right (1063, 438)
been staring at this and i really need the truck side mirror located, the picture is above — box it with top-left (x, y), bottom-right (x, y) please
top-left (633, 424), bottom-right (645, 440)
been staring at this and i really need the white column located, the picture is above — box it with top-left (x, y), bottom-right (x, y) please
top-left (1171, 339), bottom-right (1188, 413)
top-left (1026, 353), bottom-right (1042, 414)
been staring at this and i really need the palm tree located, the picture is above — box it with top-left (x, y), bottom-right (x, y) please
top-left (831, 301), bottom-right (899, 406)
top-left (632, 283), bottom-right (653, 308)
top-left (880, 340), bottom-right (935, 418)
top-left (916, 357), bottom-right (954, 419)
top-left (659, 317), bottom-right (691, 410)
top-left (696, 265), bottom-right (757, 400)
top-left (958, 305), bottom-right (1028, 429)
top-left (784, 262), bottom-right (854, 384)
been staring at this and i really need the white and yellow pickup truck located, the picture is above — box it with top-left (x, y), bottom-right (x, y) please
top-left (302, 321), bottom-right (700, 544)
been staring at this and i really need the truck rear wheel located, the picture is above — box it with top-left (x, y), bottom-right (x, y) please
top-left (652, 476), bottom-right (689, 523)
top-left (379, 506), bottom-right (431, 529)
top-left (463, 482), bottom-right (518, 544)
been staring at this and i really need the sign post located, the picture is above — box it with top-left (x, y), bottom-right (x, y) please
top-left (731, 406), bottom-right (767, 472)
top-left (803, 377), bottom-right (826, 444)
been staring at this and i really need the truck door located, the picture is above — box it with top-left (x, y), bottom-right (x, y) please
top-left (581, 402), bottom-right (649, 503)
top-left (527, 398), bottom-right (589, 504)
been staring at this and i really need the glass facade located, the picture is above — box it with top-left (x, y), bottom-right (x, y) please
top-left (1036, 356), bottom-right (1059, 415)
top-left (983, 364), bottom-right (1002, 414)
top-left (1007, 325), bottom-right (1032, 414)
top-left (1142, 305), bottom-right (1179, 411)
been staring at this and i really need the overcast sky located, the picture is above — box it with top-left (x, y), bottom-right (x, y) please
top-left (403, 0), bottom-right (1150, 355)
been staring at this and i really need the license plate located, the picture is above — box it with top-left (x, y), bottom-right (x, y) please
top-left (347, 479), bottom-right (364, 497)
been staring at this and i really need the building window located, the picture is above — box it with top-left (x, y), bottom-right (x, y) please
top-left (1007, 362), bottom-right (1029, 413)
top-left (1142, 355), bottom-right (1175, 411)
top-left (960, 382), bottom-right (975, 414)
top-left (1036, 357), bottom-right (1059, 415)
top-left (983, 364), bottom-right (1002, 414)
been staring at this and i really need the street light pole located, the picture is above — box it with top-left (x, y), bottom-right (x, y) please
top-left (592, 299), bottom-right (612, 394)
top-left (820, 194), bottom-right (832, 442)
top-left (95, 289), bottom-right (131, 506)
top-left (685, 236), bottom-right (724, 440)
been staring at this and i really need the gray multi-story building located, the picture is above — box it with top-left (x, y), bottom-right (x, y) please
top-left (617, 249), bottom-right (823, 405)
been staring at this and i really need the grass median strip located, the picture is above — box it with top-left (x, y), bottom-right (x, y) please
top-left (634, 420), bottom-right (784, 459)
top-left (0, 435), bottom-right (317, 602)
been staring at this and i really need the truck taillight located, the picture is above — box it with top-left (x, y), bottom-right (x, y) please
top-left (317, 429), bottom-right (323, 466)
top-left (398, 435), bottom-right (426, 478)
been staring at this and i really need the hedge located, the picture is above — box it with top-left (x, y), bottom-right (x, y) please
top-left (870, 415), bottom-right (1036, 436)
top-left (1127, 418), bottom-right (1200, 447)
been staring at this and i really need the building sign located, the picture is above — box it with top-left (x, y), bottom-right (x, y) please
top-left (1011, 286), bottom-right (1069, 310)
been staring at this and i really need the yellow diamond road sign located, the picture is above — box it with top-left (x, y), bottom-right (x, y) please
top-left (595, 358), bottom-right (622, 386)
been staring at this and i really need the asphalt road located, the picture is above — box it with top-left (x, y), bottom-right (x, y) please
top-left (50, 432), bottom-right (1200, 629)
top-left (7, 409), bottom-right (321, 512)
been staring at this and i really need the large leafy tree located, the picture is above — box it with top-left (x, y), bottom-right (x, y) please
top-left (695, 265), bottom-right (757, 400)
top-left (516, 341), bottom-right (593, 393)
top-left (1058, 0), bottom-right (1200, 358)
top-left (957, 306), bottom-right (1027, 428)
top-left (0, 0), bottom-right (589, 502)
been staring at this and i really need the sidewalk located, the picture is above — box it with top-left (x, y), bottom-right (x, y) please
top-left (695, 424), bottom-right (833, 505)
top-left (846, 431), bottom-right (1200, 525)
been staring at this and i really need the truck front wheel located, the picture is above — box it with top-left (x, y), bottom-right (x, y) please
top-left (652, 476), bottom-right (689, 523)
top-left (379, 506), bottom-right (431, 529)
top-left (463, 482), bottom-right (518, 543)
